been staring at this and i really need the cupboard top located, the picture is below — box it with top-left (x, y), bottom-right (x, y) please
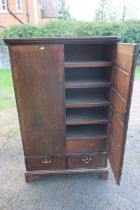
top-left (4, 36), bottom-right (119, 45)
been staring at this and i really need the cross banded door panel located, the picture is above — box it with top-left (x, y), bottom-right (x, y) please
top-left (9, 45), bottom-right (65, 156)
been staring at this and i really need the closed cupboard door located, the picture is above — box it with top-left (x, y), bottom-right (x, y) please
top-left (108, 43), bottom-right (138, 184)
top-left (9, 45), bottom-right (65, 156)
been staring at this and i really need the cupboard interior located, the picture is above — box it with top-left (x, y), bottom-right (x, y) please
top-left (65, 67), bottom-right (112, 86)
top-left (66, 107), bottom-right (109, 125)
top-left (65, 88), bottom-right (110, 105)
top-left (64, 43), bottom-right (115, 62)
top-left (64, 43), bottom-right (114, 145)
top-left (66, 124), bottom-right (107, 140)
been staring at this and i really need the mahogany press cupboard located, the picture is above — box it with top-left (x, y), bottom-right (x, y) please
top-left (4, 37), bottom-right (138, 184)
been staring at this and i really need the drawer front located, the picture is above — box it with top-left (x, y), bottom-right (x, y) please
top-left (67, 155), bottom-right (107, 169)
top-left (25, 157), bottom-right (66, 171)
top-left (66, 139), bottom-right (106, 153)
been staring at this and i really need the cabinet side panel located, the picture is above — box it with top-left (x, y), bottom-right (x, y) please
top-left (9, 45), bottom-right (65, 156)
top-left (108, 43), bottom-right (138, 184)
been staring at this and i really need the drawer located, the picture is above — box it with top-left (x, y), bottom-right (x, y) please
top-left (67, 155), bottom-right (107, 169)
top-left (25, 157), bottom-right (66, 171)
top-left (66, 139), bottom-right (106, 153)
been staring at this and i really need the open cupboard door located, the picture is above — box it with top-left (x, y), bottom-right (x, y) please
top-left (108, 43), bottom-right (138, 184)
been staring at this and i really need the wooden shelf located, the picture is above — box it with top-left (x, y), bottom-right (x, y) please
top-left (66, 125), bottom-right (107, 140)
top-left (64, 61), bottom-right (113, 68)
top-left (66, 108), bottom-right (108, 125)
top-left (65, 99), bottom-right (109, 108)
top-left (65, 80), bottom-right (111, 89)
top-left (65, 67), bottom-right (111, 89)
top-left (65, 88), bottom-right (109, 108)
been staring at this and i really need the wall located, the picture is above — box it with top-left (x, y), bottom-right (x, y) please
top-left (0, 0), bottom-right (41, 28)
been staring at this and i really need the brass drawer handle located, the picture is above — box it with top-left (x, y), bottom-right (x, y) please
top-left (42, 158), bottom-right (52, 164)
top-left (81, 157), bottom-right (92, 164)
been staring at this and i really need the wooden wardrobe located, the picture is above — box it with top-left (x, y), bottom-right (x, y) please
top-left (4, 37), bottom-right (138, 184)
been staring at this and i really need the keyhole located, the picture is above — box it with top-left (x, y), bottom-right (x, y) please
top-left (40, 47), bottom-right (45, 50)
